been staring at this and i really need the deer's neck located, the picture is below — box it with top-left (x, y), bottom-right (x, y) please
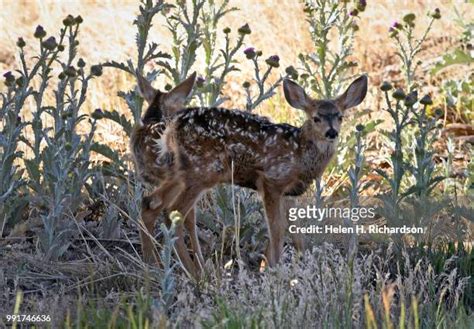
top-left (298, 123), bottom-right (337, 181)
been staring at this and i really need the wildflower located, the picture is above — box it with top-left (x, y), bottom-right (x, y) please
top-left (349, 8), bottom-right (359, 17)
top-left (430, 8), bottom-right (441, 20)
top-left (356, 124), bottom-right (365, 132)
top-left (90, 65), bottom-right (103, 77)
top-left (16, 37), bottom-right (26, 48)
top-left (403, 13), bottom-right (416, 27)
top-left (237, 23), bottom-right (251, 35)
top-left (404, 91), bottom-right (418, 106)
top-left (169, 210), bottom-right (183, 225)
top-left (74, 15), bottom-right (83, 25)
top-left (34, 25), bottom-right (46, 39)
top-left (3, 71), bottom-right (15, 86)
top-left (64, 66), bottom-right (77, 78)
top-left (391, 21), bottom-right (403, 30)
top-left (419, 95), bottom-right (433, 105)
top-left (223, 27), bottom-right (231, 34)
top-left (196, 76), bottom-right (205, 88)
top-left (285, 65), bottom-right (298, 79)
top-left (265, 55), bottom-right (280, 68)
top-left (357, 0), bottom-right (367, 12)
top-left (77, 58), bottom-right (86, 68)
top-left (244, 47), bottom-right (256, 59)
top-left (42, 36), bottom-right (57, 50)
top-left (242, 81), bottom-right (251, 88)
top-left (380, 81), bottom-right (393, 91)
top-left (63, 15), bottom-right (75, 26)
top-left (91, 108), bottom-right (104, 120)
top-left (392, 88), bottom-right (406, 100)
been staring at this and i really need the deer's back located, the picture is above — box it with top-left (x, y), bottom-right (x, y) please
top-left (132, 107), bottom-right (307, 191)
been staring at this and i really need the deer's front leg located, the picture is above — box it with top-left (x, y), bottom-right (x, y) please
top-left (140, 180), bottom-right (184, 264)
top-left (260, 186), bottom-right (285, 266)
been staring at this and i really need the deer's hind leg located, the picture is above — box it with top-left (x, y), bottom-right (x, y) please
top-left (259, 183), bottom-right (285, 267)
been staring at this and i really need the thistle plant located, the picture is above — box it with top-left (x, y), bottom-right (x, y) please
top-left (242, 49), bottom-right (284, 111)
top-left (0, 16), bottom-right (101, 259)
top-left (103, 0), bottom-right (172, 127)
top-left (389, 8), bottom-right (441, 90)
top-left (299, 0), bottom-right (364, 99)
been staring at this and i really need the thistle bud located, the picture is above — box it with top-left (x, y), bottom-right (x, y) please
top-left (352, 22), bottom-right (359, 31)
top-left (430, 8), bottom-right (441, 20)
top-left (256, 50), bottom-right (263, 56)
top-left (42, 36), bottom-right (57, 51)
top-left (74, 15), bottom-right (83, 25)
top-left (404, 91), bottom-right (418, 106)
top-left (242, 81), bottom-right (251, 88)
top-left (265, 55), bottom-right (280, 68)
top-left (64, 66), bottom-right (77, 77)
top-left (65, 143), bottom-right (72, 151)
top-left (34, 25), bottom-right (46, 39)
top-left (380, 81), bottom-right (393, 91)
top-left (63, 15), bottom-right (75, 26)
top-left (196, 76), bottom-right (205, 88)
top-left (58, 45), bottom-right (65, 51)
top-left (244, 47), bottom-right (256, 59)
top-left (16, 77), bottom-right (25, 87)
top-left (90, 65), bottom-right (103, 77)
top-left (419, 94), bottom-right (433, 105)
top-left (223, 27), bottom-right (231, 34)
top-left (77, 58), bottom-right (86, 68)
top-left (91, 108), bottom-right (104, 120)
top-left (403, 13), bottom-right (416, 27)
top-left (356, 124), bottom-right (365, 132)
top-left (392, 88), bottom-right (406, 100)
top-left (237, 23), bottom-right (251, 35)
top-left (349, 9), bottom-right (359, 17)
top-left (285, 65), bottom-right (298, 79)
top-left (16, 37), bottom-right (26, 48)
top-left (164, 84), bottom-right (172, 91)
top-left (3, 71), bottom-right (15, 86)
top-left (356, 0), bottom-right (367, 12)
top-left (58, 72), bottom-right (66, 80)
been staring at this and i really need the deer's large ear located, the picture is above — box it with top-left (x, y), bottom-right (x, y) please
top-left (335, 75), bottom-right (368, 110)
top-left (162, 72), bottom-right (196, 115)
top-left (283, 79), bottom-right (309, 110)
top-left (137, 74), bottom-right (158, 104)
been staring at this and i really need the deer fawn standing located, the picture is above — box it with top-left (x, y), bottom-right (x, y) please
top-left (131, 73), bottom-right (368, 277)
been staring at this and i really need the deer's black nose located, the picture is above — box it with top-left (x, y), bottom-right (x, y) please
top-left (325, 129), bottom-right (338, 139)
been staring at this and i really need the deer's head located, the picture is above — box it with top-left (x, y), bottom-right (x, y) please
top-left (137, 72), bottom-right (196, 122)
top-left (283, 75), bottom-right (368, 142)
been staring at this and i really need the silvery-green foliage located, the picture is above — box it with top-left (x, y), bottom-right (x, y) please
top-left (299, 0), bottom-right (362, 99)
top-left (3, 17), bottom-right (101, 259)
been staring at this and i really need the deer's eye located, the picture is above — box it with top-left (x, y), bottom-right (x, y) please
top-left (313, 117), bottom-right (321, 123)
top-left (338, 115), bottom-right (343, 122)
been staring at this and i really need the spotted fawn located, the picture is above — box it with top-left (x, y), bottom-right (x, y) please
top-left (131, 72), bottom-right (368, 277)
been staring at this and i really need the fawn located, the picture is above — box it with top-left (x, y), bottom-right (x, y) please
top-left (131, 73), bottom-right (368, 277)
